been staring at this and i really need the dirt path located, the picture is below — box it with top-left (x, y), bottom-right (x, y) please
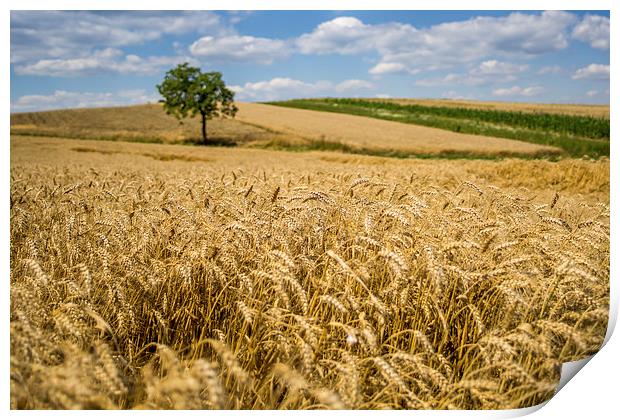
top-left (236, 102), bottom-right (561, 156)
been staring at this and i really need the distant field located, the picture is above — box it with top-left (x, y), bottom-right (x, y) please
top-left (365, 98), bottom-right (610, 118)
top-left (11, 104), bottom-right (300, 146)
top-left (11, 102), bottom-right (563, 159)
top-left (10, 103), bottom-right (284, 146)
top-left (267, 99), bottom-right (610, 158)
top-left (235, 103), bottom-right (561, 158)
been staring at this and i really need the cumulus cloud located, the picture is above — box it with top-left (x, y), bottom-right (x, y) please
top-left (334, 79), bottom-right (375, 92)
top-left (296, 17), bottom-right (407, 55)
top-left (296, 12), bottom-right (576, 75)
top-left (11, 89), bottom-right (159, 112)
top-left (470, 60), bottom-right (528, 76)
top-left (230, 78), bottom-right (329, 101)
top-left (14, 49), bottom-right (195, 77)
top-left (378, 12), bottom-right (575, 74)
top-left (10, 11), bottom-right (225, 64)
top-left (572, 14), bottom-right (610, 49)
top-left (189, 35), bottom-right (290, 64)
top-left (369, 62), bottom-right (410, 75)
top-left (230, 77), bottom-right (374, 101)
top-left (571, 64), bottom-right (610, 80)
top-left (492, 86), bottom-right (544, 97)
top-left (415, 60), bottom-right (528, 87)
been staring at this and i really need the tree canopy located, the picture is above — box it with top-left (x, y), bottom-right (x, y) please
top-left (157, 63), bottom-right (237, 144)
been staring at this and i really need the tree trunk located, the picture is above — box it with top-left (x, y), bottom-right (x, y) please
top-left (201, 112), bottom-right (207, 145)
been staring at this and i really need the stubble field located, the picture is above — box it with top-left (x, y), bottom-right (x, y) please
top-left (10, 132), bottom-right (609, 409)
top-left (11, 102), bottom-right (565, 158)
top-left (361, 98), bottom-right (610, 118)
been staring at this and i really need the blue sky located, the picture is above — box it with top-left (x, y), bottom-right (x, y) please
top-left (10, 10), bottom-right (610, 112)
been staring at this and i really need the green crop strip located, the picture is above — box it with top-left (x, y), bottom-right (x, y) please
top-left (266, 99), bottom-right (609, 158)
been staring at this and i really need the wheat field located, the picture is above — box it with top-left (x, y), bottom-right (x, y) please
top-left (9, 135), bottom-right (609, 410)
top-left (362, 98), bottom-right (610, 118)
top-left (10, 104), bottom-right (283, 146)
top-left (11, 103), bottom-right (562, 157)
top-left (234, 103), bottom-right (561, 156)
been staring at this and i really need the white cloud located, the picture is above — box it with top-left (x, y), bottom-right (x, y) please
top-left (297, 12), bottom-right (576, 75)
top-left (415, 60), bottom-right (527, 87)
top-left (538, 65), bottom-right (563, 75)
top-left (377, 11), bottom-right (575, 74)
top-left (14, 49), bottom-right (195, 77)
top-left (441, 91), bottom-right (475, 100)
top-left (470, 60), bottom-right (528, 76)
top-left (230, 78), bottom-right (327, 101)
top-left (572, 64), bottom-right (610, 80)
top-left (492, 86), bottom-right (544, 97)
top-left (226, 11), bottom-right (254, 25)
top-left (11, 89), bottom-right (159, 112)
top-left (189, 35), bottom-right (290, 64)
top-left (10, 11), bottom-right (225, 64)
top-left (369, 62), bottom-right (409, 75)
top-left (584, 89), bottom-right (609, 102)
top-left (230, 77), bottom-right (375, 101)
top-left (572, 14), bottom-right (610, 49)
top-left (296, 17), bottom-right (404, 55)
top-left (416, 74), bottom-right (466, 87)
top-left (334, 79), bottom-right (374, 92)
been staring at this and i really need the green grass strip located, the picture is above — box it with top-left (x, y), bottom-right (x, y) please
top-left (266, 99), bottom-right (609, 158)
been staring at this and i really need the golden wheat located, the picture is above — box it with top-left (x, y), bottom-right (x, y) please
top-left (10, 136), bottom-right (609, 409)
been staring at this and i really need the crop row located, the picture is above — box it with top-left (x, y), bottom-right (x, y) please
top-left (315, 99), bottom-right (610, 140)
top-left (268, 99), bottom-right (610, 158)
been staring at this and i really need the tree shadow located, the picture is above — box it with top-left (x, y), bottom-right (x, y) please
top-left (181, 137), bottom-right (238, 147)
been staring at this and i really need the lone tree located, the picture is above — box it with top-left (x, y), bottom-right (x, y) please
top-left (157, 63), bottom-right (237, 145)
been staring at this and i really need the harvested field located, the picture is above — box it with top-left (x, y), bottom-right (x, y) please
top-left (363, 98), bottom-right (610, 119)
top-left (11, 102), bottom-right (564, 158)
top-left (10, 103), bottom-right (287, 146)
top-left (236, 103), bottom-right (561, 157)
top-left (10, 135), bottom-right (609, 409)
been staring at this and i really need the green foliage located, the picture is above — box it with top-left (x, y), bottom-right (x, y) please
top-left (315, 98), bottom-right (609, 139)
top-left (157, 63), bottom-right (237, 143)
top-left (267, 99), bottom-right (610, 158)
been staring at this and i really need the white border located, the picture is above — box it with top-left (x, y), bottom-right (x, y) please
top-left (3, 1), bottom-right (616, 418)
top-left (3, 1), bottom-right (617, 11)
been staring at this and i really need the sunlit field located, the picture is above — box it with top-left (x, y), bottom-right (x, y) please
top-left (10, 134), bottom-right (609, 409)
top-left (9, 7), bottom-right (612, 412)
